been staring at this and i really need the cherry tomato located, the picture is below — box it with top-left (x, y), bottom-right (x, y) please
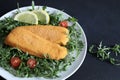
top-left (10, 57), bottom-right (21, 68)
top-left (59, 20), bottom-right (68, 28)
top-left (27, 58), bottom-right (37, 69)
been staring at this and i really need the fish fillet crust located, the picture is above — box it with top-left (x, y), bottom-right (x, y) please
top-left (18, 25), bottom-right (69, 45)
top-left (36, 25), bottom-right (69, 34)
top-left (5, 27), bottom-right (68, 60)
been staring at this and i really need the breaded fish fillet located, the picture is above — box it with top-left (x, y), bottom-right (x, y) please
top-left (36, 25), bottom-right (69, 34)
top-left (5, 27), bottom-right (67, 60)
top-left (18, 25), bottom-right (69, 45)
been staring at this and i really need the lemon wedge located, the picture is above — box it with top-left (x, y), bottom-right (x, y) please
top-left (14, 11), bottom-right (38, 24)
top-left (32, 10), bottom-right (50, 24)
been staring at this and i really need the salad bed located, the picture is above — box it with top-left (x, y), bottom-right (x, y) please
top-left (0, 5), bottom-right (84, 78)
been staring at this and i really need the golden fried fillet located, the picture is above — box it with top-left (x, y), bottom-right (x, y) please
top-left (18, 25), bottom-right (69, 45)
top-left (5, 27), bottom-right (68, 60)
top-left (37, 25), bottom-right (69, 34)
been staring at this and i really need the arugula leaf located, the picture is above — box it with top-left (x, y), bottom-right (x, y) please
top-left (67, 17), bottom-right (78, 22)
top-left (67, 23), bottom-right (84, 57)
top-left (42, 6), bottom-right (47, 10)
top-left (49, 13), bottom-right (62, 26)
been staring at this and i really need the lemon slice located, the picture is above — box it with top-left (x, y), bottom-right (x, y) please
top-left (32, 10), bottom-right (50, 24)
top-left (14, 11), bottom-right (38, 24)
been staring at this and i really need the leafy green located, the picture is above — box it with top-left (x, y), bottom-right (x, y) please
top-left (89, 42), bottom-right (120, 65)
top-left (66, 23), bottom-right (84, 57)
top-left (67, 17), bottom-right (78, 22)
top-left (42, 6), bottom-right (47, 10)
top-left (0, 17), bottom-right (31, 44)
top-left (0, 45), bottom-right (75, 78)
top-left (49, 13), bottom-right (62, 26)
top-left (111, 44), bottom-right (120, 56)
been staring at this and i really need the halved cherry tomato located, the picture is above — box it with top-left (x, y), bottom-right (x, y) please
top-left (59, 20), bottom-right (68, 28)
top-left (27, 58), bottom-right (37, 69)
top-left (10, 57), bottom-right (21, 68)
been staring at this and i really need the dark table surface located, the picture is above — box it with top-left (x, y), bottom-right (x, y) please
top-left (1, 0), bottom-right (120, 80)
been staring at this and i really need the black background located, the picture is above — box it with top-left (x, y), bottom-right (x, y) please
top-left (0, 0), bottom-right (120, 80)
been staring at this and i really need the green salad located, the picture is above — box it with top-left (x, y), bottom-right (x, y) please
top-left (0, 2), bottom-right (84, 78)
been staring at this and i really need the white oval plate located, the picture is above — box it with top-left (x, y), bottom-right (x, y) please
top-left (0, 6), bottom-right (87, 80)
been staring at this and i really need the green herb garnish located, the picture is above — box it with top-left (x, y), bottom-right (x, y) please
top-left (67, 17), bottom-right (78, 22)
top-left (42, 6), bottom-right (47, 10)
top-left (49, 13), bottom-right (62, 26)
top-left (67, 23), bottom-right (84, 57)
top-left (89, 42), bottom-right (120, 65)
